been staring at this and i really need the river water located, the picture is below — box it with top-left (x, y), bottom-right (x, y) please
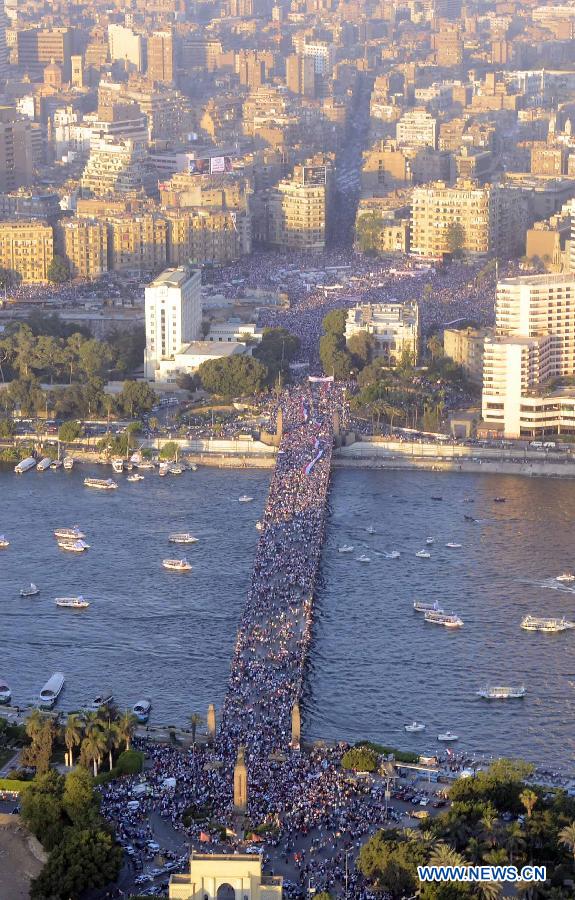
top-left (1, 465), bottom-right (574, 766)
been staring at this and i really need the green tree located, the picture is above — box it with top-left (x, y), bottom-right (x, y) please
top-left (78, 339), bottom-right (113, 379)
top-left (0, 416), bottom-right (13, 436)
top-left (445, 221), bottom-right (466, 257)
top-left (319, 333), bottom-right (353, 379)
top-left (30, 828), bottom-right (122, 900)
top-left (358, 830), bottom-right (427, 899)
top-left (119, 379), bottom-right (157, 418)
top-left (20, 770), bottom-right (66, 851)
top-left (348, 332), bottom-right (376, 370)
top-left (558, 822), bottom-right (575, 866)
top-left (356, 211), bottom-right (385, 254)
top-left (58, 419), bottom-right (82, 443)
top-left (253, 327), bottom-right (300, 383)
top-left (198, 356), bottom-right (268, 397)
top-left (47, 255), bottom-right (70, 284)
top-left (21, 712), bottom-right (56, 775)
top-left (520, 789), bottom-right (538, 819)
top-left (341, 746), bottom-right (378, 772)
top-left (159, 440), bottom-right (178, 460)
top-left (63, 714), bottom-right (83, 768)
top-left (0, 266), bottom-right (20, 292)
top-left (117, 710), bottom-right (137, 751)
top-left (62, 767), bottom-right (98, 828)
top-left (322, 308), bottom-right (347, 336)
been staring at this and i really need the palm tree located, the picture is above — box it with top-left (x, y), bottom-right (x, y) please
top-left (64, 714), bottom-right (83, 767)
top-left (558, 821), bottom-right (575, 866)
top-left (506, 821), bottom-right (526, 864)
top-left (520, 789), bottom-right (538, 819)
top-left (82, 729), bottom-right (106, 776)
top-left (101, 720), bottom-right (120, 771)
top-left (82, 710), bottom-right (104, 737)
top-left (429, 843), bottom-right (467, 868)
top-left (117, 710), bottom-right (137, 751)
top-left (25, 708), bottom-right (45, 742)
top-left (189, 712), bottom-right (202, 746)
top-left (475, 881), bottom-right (503, 900)
top-left (479, 806), bottom-right (499, 848)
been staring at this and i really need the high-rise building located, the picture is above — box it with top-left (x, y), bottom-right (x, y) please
top-left (482, 274), bottom-right (575, 437)
top-left (17, 28), bottom-right (72, 79)
top-left (57, 219), bottom-right (108, 279)
top-left (70, 54), bottom-right (84, 88)
top-left (286, 54), bottom-right (315, 97)
top-left (396, 109), bottom-right (437, 149)
top-left (0, 220), bottom-right (53, 283)
top-left (147, 31), bottom-right (174, 85)
top-left (266, 164), bottom-right (328, 253)
top-left (144, 266), bottom-right (202, 380)
top-left (108, 214), bottom-right (168, 274)
top-left (0, 106), bottom-right (35, 192)
top-left (444, 326), bottom-right (491, 384)
top-left (108, 24), bottom-right (144, 73)
top-left (0, 0), bottom-right (8, 85)
top-left (80, 137), bottom-right (145, 198)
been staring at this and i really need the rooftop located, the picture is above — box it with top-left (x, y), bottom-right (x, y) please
top-left (149, 267), bottom-right (199, 289)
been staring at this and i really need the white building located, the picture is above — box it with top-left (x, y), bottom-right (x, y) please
top-left (396, 109), bottom-right (437, 149)
top-left (302, 41), bottom-right (334, 75)
top-left (108, 24), bottom-right (144, 72)
top-left (482, 273), bottom-right (575, 437)
top-left (207, 321), bottom-right (263, 343)
top-left (345, 300), bottom-right (419, 364)
top-left (155, 341), bottom-right (251, 383)
top-left (169, 852), bottom-right (282, 899)
top-left (80, 137), bottom-right (146, 197)
top-left (144, 267), bottom-right (202, 380)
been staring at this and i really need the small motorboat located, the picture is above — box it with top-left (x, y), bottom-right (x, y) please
top-left (356, 554), bottom-right (371, 563)
top-left (338, 545), bottom-right (354, 553)
top-left (55, 596), bottom-right (90, 609)
top-left (438, 731), bottom-right (459, 742)
top-left (464, 514), bottom-right (476, 522)
top-left (0, 679), bottom-right (11, 704)
top-left (384, 550), bottom-right (400, 559)
top-left (238, 495), bottom-right (254, 503)
top-left (20, 583), bottom-right (39, 597)
top-left (169, 464), bottom-right (185, 475)
top-left (426, 537), bottom-right (434, 545)
top-left (493, 497), bottom-right (506, 503)
top-left (463, 497), bottom-right (474, 503)
top-left (54, 526), bottom-right (85, 540)
top-left (39, 672), bottom-right (65, 708)
top-left (556, 572), bottom-right (575, 583)
top-left (413, 600), bottom-right (443, 613)
top-left (159, 462), bottom-right (170, 477)
top-left (87, 688), bottom-right (114, 711)
top-left (168, 533), bottom-right (198, 544)
top-left (416, 550), bottom-right (431, 558)
top-left (431, 496), bottom-right (443, 501)
top-left (127, 473), bottom-right (144, 482)
top-left (36, 457), bottom-right (52, 471)
top-left (58, 539), bottom-right (90, 552)
top-left (255, 521), bottom-right (264, 531)
top-left (133, 698), bottom-right (151, 723)
top-left (404, 721), bottom-right (426, 733)
top-left (0, 535), bottom-right (9, 548)
top-left (365, 525), bottom-right (376, 534)
top-left (162, 558), bottom-right (192, 572)
top-left (445, 542), bottom-right (462, 549)
top-left (50, 460), bottom-right (63, 470)
top-left (63, 457), bottom-right (74, 470)
top-left (112, 458), bottom-right (124, 474)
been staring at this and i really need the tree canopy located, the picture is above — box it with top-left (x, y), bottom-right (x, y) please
top-left (47, 255), bottom-right (71, 284)
top-left (30, 828), bottom-right (122, 900)
top-left (198, 355), bottom-right (268, 396)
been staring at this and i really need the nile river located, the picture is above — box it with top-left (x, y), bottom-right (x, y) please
top-left (1, 464), bottom-right (574, 767)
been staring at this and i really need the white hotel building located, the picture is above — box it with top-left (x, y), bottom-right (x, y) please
top-left (144, 267), bottom-right (202, 380)
top-left (345, 301), bottom-right (419, 364)
top-left (482, 273), bottom-right (575, 437)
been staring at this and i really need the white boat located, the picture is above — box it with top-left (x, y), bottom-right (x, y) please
top-left (255, 521), bottom-right (264, 531)
top-left (416, 550), bottom-right (431, 558)
top-left (54, 526), bottom-right (85, 540)
top-left (404, 721), bottom-right (426, 732)
top-left (159, 462), bottom-right (170, 477)
top-left (521, 615), bottom-right (574, 633)
top-left (438, 731), bottom-right (459, 742)
top-left (0, 679), bottom-right (11, 704)
top-left (238, 495), bottom-right (254, 503)
top-left (20, 583), bottom-right (39, 597)
top-left (445, 542), bottom-right (462, 549)
top-left (88, 688), bottom-right (114, 711)
top-left (162, 558), bottom-right (192, 572)
top-left (14, 456), bottom-right (37, 474)
top-left (189, 463), bottom-right (198, 472)
top-left (338, 545), bottom-right (354, 553)
top-left (39, 672), bottom-right (65, 708)
top-left (135, 459), bottom-right (155, 470)
top-left (84, 477), bottom-right (118, 490)
top-left (169, 464), bottom-right (185, 475)
top-left (133, 698), bottom-right (151, 723)
top-left (366, 525), bottom-right (376, 534)
top-left (168, 533), bottom-right (198, 544)
top-left (57, 539), bottom-right (89, 552)
top-left (55, 596), bottom-right (90, 609)
top-left (424, 610), bottom-right (464, 628)
top-left (477, 685), bottom-right (525, 700)
top-left (112, 458), bottom-right (124, 474)
top-left (413, 600), bottom-right (443, 613)
top-left (426, 537), bottom-right (434, 545)
top-left (385, 550), bottom-right (401, 559)
top-left (36, 457), bottom-right (52, 471)
top-left (63, 456), bottom-right (74, 470)
top-left (556, 572), bottom-right (575, 583)
top-left (0, 535), bottom-right (9, 548)
top-left (127, 473), bottom-right (144, 482)
top-left (356, 554), bottom-right (371, 563)
top-left (50, 460), bottom-right (63, 470)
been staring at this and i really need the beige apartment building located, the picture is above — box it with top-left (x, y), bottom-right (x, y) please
top-left (0, 107), bottom-right (34, 192)
top-left (166, 208), bottom-right (250, 266)
top-left (0, 220), bottom-right (53, 282)
top-left (267, 165), bottom-right (327, 253)
top-left (57, 219), bottom-right (108, 279)
top-left (345, 301), bottom-right (419, 364)
top-left (482, 274), bottom-right (575, 437)
top-left (108, 213), bottom-right (168, 273)
top-left (444, 326), bottom-right (492, 383)
top-left (80, 137), bottom-right (145, 198)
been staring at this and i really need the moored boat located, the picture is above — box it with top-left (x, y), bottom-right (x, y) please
top-left (83, 477), bottom-right (118, 490)
top-left (39, 672), bottom-right (65, 708)
top-left (133, 699), bottom-right (151, 723)
top-left (404, 721), bottom-right (426, 732)
top-left (36, 457), bottom-right (52, 471)
top-left (169, 463), bottom-right (185, 475)
top-left (20, 582), bottom-right (39, 597)
top-left (55, 596), bottom-right (90, 609)
top-left (162, 558), bottom-right (192, 572)
top-left (0, 679), bottom-right (11, 704)
top-left (112, 458), bottom-right (124, 474)
top-left (50, 460), bottom-right (63, 469)
top-left (88, 688), bottom-right (114, 711)
top-left (158, 462), bottom-right (170, 477)
top-left (14, 456), bottom-right (36, 474)
top-left (168, 533), bottom-right (198, 544)
top-left (477, 685), bottom-right (525, 700)
top-left (255, 521), bottom-right (264, 531)
top-left (127, 473), bottom-right (144, 482)
top-left (63, 456), bottom-right (74, 470)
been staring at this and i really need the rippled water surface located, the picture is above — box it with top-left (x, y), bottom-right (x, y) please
top-left (2, 465), bottom-right (575, 766)
top-left (307, 469), bottom-right (575, 767)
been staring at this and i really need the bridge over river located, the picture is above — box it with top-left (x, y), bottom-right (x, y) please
top-left (220, 383), bottom-right (339, 757)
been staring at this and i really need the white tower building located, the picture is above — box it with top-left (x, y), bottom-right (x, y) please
top-left (144, 267), bottom-right (202, 380)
